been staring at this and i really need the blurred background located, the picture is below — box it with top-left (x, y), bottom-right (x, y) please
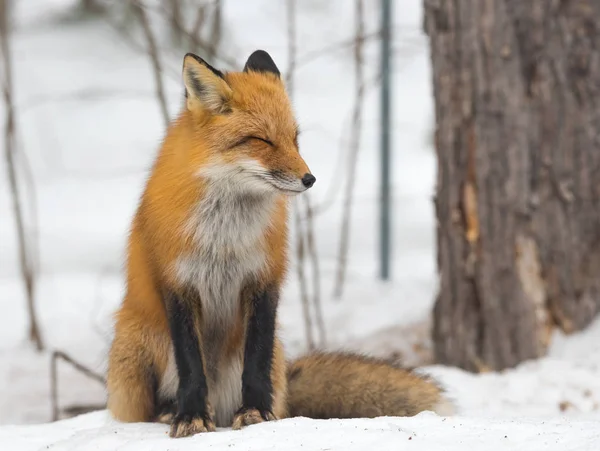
top-left (2, 0), bottom-right (600, 426)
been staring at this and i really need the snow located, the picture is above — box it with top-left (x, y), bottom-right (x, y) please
top-left (2, 0), bottom-right (600, 449)
top-left (3, 411), bottom-right (600, 451)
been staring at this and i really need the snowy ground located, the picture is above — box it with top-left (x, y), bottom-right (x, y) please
top-left (4, 411), bottom-right (600, 451)
top-left (1, 0), bottom-right (600, 449)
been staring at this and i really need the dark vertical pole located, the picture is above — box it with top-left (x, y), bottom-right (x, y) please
top-left (380, 0), bottom-right (392, 280)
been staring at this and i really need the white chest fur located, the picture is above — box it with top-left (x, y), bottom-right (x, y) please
top-left (174, 188), bottom-right (276, 330)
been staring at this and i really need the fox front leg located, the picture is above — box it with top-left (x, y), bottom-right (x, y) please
top-left (166, 292), bottom-right (216, 438)
top-left (232, 285), bottom-right (279, 429)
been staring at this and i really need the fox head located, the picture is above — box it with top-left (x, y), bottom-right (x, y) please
top-left (181, 50), bottom-right (315, 196)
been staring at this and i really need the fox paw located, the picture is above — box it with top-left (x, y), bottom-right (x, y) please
top-left (232, 407), bottom-right (276, 430)
top-left (155, 411), bottom-right (174, 425)
top-left (154, 400), bottom-right (178, 425)
top-left (169, 414), bottom-right (216, 438)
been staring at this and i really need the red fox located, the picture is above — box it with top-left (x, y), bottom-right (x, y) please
top-left (106, 50), bottom-right (453, 439)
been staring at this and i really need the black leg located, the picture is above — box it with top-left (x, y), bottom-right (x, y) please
top-left (166, 292), bottom-right (215, 438)
top-left (233, 286), bottom-right (278, 428)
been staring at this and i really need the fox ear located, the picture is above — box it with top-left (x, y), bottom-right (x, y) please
top-left (243, 50), bottom-right (280, 78)
top-left (183, 53), bottom-right (232, 114)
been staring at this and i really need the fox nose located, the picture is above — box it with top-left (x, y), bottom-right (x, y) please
top-left (302, 173), bottom-right (316, 188)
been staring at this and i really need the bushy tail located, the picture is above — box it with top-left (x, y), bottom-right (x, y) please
top-left (286, 351), bottom-right (454, 419)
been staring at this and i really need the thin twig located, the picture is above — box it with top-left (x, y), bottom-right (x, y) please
top-left (79, 0), bottom-right (103, 14)
top-left (286, 0), bottom-right (297, 90)
top-left (169, 0), bottom-right (184, 45)
top-left (312, 44), bottom-right (423, 217)
top-left (207, 0), bottom-right (222, 60)
top-left (294, 204), bottom-right (315, 350)
top-left (286, 0), bottom-right (315, 351)
top-left (50, 350), bottom-right (106, 422)
top-left (15, 138), bottom-right (40, 275)
top-left (286, 0), bottom-right (325, 347)
top-left (133, 0), bottom-right (170, 127)
top-left (311, 114), bottom-right (353, 216)
top-left (295, 26), bottom-right (421, 69)
top-left (296, 30), bottom-right (380, 68)
top-left (1, 0), bottom-right (44, 351)
top-left (98, 9), bottom-right (180, 82)
top-left (191, 4), bottom-right (208, 44)
top-left (333, 0), bottom-right (366, 299)
top-left (303, 194), bottom-right (326, 346)
top-left (152, 2), bottom-right (237, 69)
top-left (311, 70), bottom-right (382, 216)
top-left (19, 88), bottom-right (164, 112)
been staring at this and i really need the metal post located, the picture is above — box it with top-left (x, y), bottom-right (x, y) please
top-left (380, 0), bottom-right (392, 280)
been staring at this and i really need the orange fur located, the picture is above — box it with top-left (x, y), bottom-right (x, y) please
top-left (287, 352), bottom-right (455, 419)
top-left (106, 51), bottom-right (310, 433)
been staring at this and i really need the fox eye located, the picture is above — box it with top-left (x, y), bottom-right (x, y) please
top-left (229, 136), bottom-right (274, 149)
top-left (248, 136), bottom-right (274, 146)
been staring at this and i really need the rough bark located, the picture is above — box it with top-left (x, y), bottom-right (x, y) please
top-left (425, 0), bottom-right (600, 371)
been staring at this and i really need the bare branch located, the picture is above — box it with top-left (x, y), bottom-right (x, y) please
top-left (311, 115), bottom-right (353, 215)
top-left (303, 194), bottom-right (326, 346)
top-left (286, 0), bottom-right (326, 348)
top-left (1, 0), bottom-right (44, 351)
top-left (296, 30), bottom-right (380, 68)
top-left (78, 0), bottom-right (103, 15)
top-left (333, 0), bottom-right (366, 298)
top-left (169, 0), bottom-right (184, 46)
top-left (98, 10), bottom-right (181, 82)
top-left (207, 0), bottom-right (222, 60)
top-left (152, 1), bottom-right (237, 70)
top-left (191, 4), bottom-right (208, 43)
top-left (19, 87), bottom-right (163, 112)
top-left (50, 350), bottom-right (105, 422)
top-left (285, 0), bottom-right (297, 90)
top-left (286, 0), bottom-right (320, 351)
top-left (15, 144), bottom-right (40, 274)
top-left (294, 203), bottom-right (315, 350)
top-left (312, 44), bottom-right (423, 217)
top-left (295, 25), bottom-right (421, 69)
top-left (133, 1), bottom-right (170, 127)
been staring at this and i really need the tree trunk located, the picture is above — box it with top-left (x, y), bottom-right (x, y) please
top-left (425, 0), bottom-right (600, 372)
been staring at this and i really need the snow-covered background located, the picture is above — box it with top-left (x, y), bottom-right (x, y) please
top-left (1, 0), bottom-right (600, 449)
